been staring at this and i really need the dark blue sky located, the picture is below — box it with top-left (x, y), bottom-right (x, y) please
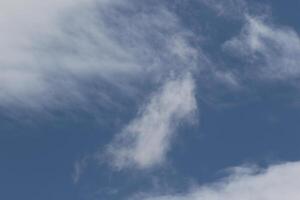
top-left (1, 1), bottom-right (300, 200)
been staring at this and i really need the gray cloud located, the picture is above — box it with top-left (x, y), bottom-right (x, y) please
top-left (72, 156), bottom-right (89, 184)
top-left (200, 0), bottom-right (248, 19)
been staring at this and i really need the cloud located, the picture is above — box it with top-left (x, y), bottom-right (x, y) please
top-left (199, 0), bottom-right (270, 21)
top-left (72, 156), bottom-right (89, 184)
top-left (200, 0), bottom-right (248, 19)
top-left (2, 0), bottom-right (204, 175)
top-left (137, 161), bottom-right (300, 200)
top-left (106, 73), bottom-right (197, 169)
top-left (0, 0), bottom-right (199, 113)
top-left (224, 15), bottom-right (300, 82)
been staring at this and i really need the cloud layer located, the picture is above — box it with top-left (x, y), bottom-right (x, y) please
top-left (0, 0), bottom-right (199, 112)
top-left (106, 73), bottom-right (197, 169)
top-left (3, 1), bottom-right (300, 199)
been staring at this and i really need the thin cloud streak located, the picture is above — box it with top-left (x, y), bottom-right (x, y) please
top-left (72, 156), bottom-right (88, 184)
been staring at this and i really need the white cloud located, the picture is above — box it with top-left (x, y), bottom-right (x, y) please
top-left (138, 161), bottom-right (300, 200)
top-left (224, 16), bottom-right (300, 81)
top-left (1, 0), bottom-right (203, 173)
top-left (0, 0), bottom-right (199, 112)
top-left (106, 73), bottom-right (197, 169)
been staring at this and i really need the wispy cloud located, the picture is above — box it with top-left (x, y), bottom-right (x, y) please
top-left (2, 0), bottom-right (204, 175)
top-left (136, 162), bottom-right (300, 200)
top-left (106, 73), bottom-right (197, 169)
top-left (224, 15), bottom-right (300, 82)
top-left (200, 0), bottom-right (248, 18)
top-left (72, 156), bottom-right (89, 184)
top-left (0, 0), bottom-right (199, 113)
top-left (200, 0), bottom-right (270, 20)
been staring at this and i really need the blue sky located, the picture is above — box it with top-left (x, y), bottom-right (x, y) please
top-left (1, 0), bottom-right (300, 200)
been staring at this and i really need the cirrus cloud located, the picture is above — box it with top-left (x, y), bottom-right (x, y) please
top-left (0, 0), bottom-right (200, 113)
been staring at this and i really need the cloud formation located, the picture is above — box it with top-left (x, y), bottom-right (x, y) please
top-left (200, 0), bottom-right (248, 18)
top-left (2, 0), bottom-right (203, 176)
top-left (0, 0), bottom-right (199, 112)
top-left (138, 162), bottom-right (300, 200)
top-left (106, 73), bottom-right (197, 169)
top-left (224, 16), bottom-right (300, 82)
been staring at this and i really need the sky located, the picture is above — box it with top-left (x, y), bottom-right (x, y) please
top-left (1, 0), bottom-right (300, 199)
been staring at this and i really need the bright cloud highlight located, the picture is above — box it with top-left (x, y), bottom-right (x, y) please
top-left (106, 73), bottom-right (197, 169)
